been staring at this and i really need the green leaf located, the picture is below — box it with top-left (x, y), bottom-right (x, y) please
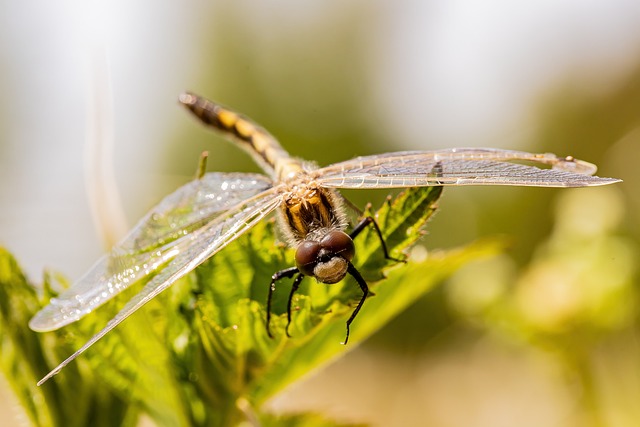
top-left (0, 248), bottom-right (138, 427)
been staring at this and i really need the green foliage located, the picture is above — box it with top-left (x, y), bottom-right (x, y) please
top-left (0, 187), bottom-right (498, 426)
top-left (0, 249), bottom-right (137, 427)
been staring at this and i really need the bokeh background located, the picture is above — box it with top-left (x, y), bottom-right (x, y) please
top-left (1, 1), bottom-right (639, 426)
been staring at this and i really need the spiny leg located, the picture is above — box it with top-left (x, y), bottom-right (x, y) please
top-left (349, 216), bottom-right (405, 263)
top-left (343, 262), bottom-right (369, 345)
top-left (266, 266), bottom-right (298, 338)
top-left (285, 273), bottom-right (305, 337)
top-left (333, 216), bottom-right (403, 343)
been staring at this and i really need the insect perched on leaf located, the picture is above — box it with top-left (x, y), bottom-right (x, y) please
top-left (29, 92), bottom-right (621, 385)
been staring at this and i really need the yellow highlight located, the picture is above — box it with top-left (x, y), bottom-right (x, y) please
top-left (251, 132), bottom-right (270, 152)
top-left (288, 204), bottom-right (307, 236)
top-left (234, 119), bottom-right (256, 138)
top-left (217, 110), bottom-right (238, 129)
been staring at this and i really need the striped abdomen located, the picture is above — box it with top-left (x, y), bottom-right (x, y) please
top-left (179, 92), bottom-right (301, 180)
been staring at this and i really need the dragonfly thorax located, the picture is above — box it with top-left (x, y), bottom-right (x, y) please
top-left (280, 183), bottom-right (347, 243)
top-left (295, 230), bottom-right (355, 284)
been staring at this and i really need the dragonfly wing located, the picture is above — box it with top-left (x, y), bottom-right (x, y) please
top-left (127, 172), bottom-right (273, 251)
top-left (37, 188), bottom-right (282, 385)
top-left (315, 148), bottom-right (621, 188)
top-left (29, 173), bottom-right (272, 332)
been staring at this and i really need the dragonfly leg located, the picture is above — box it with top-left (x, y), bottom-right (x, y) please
top-left (285, 273), bottom-right (305, 337)
top-left (266, 266), bottom-right (298, 338)
top-left (342, 262), bottom-right (369, 345)
top-left (350, 216), bottom-right (405, 263)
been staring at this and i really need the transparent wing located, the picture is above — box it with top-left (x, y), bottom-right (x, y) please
top-left (131, 172), bottom-right (273, 250)
top-left (37, 187), bottom-right (282, 385)
top-left (315, 148), bottom-right (621, 188)
top-left (29, 173), bottom-right (272, 332)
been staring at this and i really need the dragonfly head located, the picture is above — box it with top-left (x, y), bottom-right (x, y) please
top-left (295, 230), bottom-right (355, 284)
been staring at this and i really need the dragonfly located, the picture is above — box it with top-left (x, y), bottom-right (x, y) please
top-left (30, 92), bottom-right (621, 385)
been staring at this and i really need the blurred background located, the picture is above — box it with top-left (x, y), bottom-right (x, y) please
top-left (1, 1), bottom-right (639, 426)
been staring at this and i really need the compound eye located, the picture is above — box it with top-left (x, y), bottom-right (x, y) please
top-left (320, 230), bottom-right (355, 262)
top-left (295, 240), bottom-right (321, 276)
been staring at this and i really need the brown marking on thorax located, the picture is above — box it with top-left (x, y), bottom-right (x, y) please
top-left (282, 185), bottom-right (341, 242)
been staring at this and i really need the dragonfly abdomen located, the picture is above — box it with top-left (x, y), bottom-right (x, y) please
top-left (180, 93), bottom-right (299, 179)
